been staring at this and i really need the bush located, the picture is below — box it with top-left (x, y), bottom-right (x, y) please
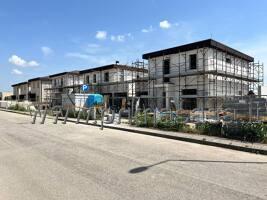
top-left (196, 122), bottom-right (222, 136)
top-left (134, 113), bottom-right (154, 127)
top-left (8, 104), bottom-right (27, 112)
top-left (223, 122), bottom-right (267, 142)
top-left (134, 113), bottom-right (267, 143)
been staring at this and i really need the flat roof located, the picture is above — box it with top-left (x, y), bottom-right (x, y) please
top-left (49, 70), bottom-right (80, 78)
top-left (28, 76), bottom-right (51, 82)
top-left (79, 64), bottom-right (148, 74)
top-left (11, 81), bottom-right (28, 87)
top-left (142, 39), bottom-right (254, 62)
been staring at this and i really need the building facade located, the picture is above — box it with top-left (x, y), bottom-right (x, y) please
top-left (79, 64), bottom-right (148, 108)
top-left (12, 82), bottom-right (29, 101)
top-left (49, 71), bottom-right (82, 105)
top-left (28, 77), bottom-right (52, 103)
top-left (142, 39), bottom-right (263, 110)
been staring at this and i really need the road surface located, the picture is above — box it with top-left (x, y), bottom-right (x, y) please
top-left (0, 110), bottom-right (266, 200)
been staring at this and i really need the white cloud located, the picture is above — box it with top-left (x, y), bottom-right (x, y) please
top-left (12, 69), bottom-right (23, 75)
top-left (110, 33), bottom-right (133, 42)
top-left (95, 31), bottom-right (107, 40)
top-left (110, 35), bottom-right (116, 41)
top-left (41, 46), bottom-right (54, 56)
top-left (159, 20), bottom-right (171, 29)
top-left (8, 55), bottom-right (39, 67)
top-left (111, 35), bottom-right (125, 42)
top-left (142, 26), bottom-right (153, 33)
top-left (28, 61), bottom-right (39, 67)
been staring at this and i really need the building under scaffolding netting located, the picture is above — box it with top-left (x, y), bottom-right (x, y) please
top-left (44, 63), bottom-right (149, 110)
top-left (142, 39), bottom-right (264, 115)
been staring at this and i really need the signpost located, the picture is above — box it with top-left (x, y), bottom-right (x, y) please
top-left (81, 84), bottom-right (89, 92)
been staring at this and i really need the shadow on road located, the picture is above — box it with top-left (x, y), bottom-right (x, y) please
top-left (129, 159), bottom-right (267, 174)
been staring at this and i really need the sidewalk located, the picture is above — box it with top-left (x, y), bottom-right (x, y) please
top-left (1, 108), bottom-right (267, 155)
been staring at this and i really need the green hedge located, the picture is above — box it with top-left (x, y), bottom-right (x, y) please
top-left (222, 122), bottom-right (267, 142)
top-left (157, 120), bottom-right (190, 132)
top-left (134, 113), bottom-right (267, 143)
top-left (134, 113), bottom-right (154, 127)
top-left (196, 122), bottom-right (222, 136)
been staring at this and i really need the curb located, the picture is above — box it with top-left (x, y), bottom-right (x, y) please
top-left (1, 108), bottom-right (266, 155)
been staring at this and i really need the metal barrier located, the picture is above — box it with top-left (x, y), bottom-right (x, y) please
top-left (29, 103), bottom-right (116, 131)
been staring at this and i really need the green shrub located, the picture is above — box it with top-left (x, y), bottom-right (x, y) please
top-left (196, 122), bottom-right (222, 136)
top-left (134, 113), bottom-right (154, 127)
top-left (8, 104), bottom-right (27, 112)
top-left (223, 122), bottom-right (267, 142)
top-left (134, 112), bottom-right (267, 143)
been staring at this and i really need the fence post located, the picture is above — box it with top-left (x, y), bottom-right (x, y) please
top-left (153, 109), bottom-right (157, 127)
top-left (128, 109), bottom-right (132, 125)
top-left (100, 108), bottom-right (104, 130)
top-left (117, 109), bottom-right (123, 124)
top-left (234, 109), bottom-right (236, 121)
top-left (256, 102), bottom-right (259, 121)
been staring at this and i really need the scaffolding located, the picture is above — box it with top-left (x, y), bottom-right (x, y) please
top-left (142, 44), bottom-right (264, 121)
top-left (39, 40), bottom-right (265, 122)
top-left (44, 63), bottom-right (149, 110)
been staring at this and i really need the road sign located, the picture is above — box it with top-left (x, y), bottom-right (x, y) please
top-left (81, 84), bottom-right (89, 92)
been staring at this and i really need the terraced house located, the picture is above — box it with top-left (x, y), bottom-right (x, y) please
top-left (142, 39), bottom-right (264, 110)
top-left (12, 81), bottom-right (29, 101)
top-left (79, 64), bottom-right (148, 108)
top-left (28, 77), bottom-right (52, 103)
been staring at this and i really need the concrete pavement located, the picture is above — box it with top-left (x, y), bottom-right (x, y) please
top-left (0, 110), bottom-right (267, 200)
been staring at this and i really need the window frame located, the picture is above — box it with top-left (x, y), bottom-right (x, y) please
top-left (189, 54), bottom-right (197, 70)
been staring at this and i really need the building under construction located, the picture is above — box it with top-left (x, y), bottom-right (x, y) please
top-left (11, 39), bottom-right (264, 119)
top-left (142, 39), bottom-right (264, 112)
top-left (46, 64), bottom-right (148, 110)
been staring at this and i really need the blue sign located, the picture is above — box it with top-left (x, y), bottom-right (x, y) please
top-left (81, 84), bottom-right (89, 92)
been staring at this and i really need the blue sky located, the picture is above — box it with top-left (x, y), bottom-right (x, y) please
top-left (1, 0), bottom-right (267, 91)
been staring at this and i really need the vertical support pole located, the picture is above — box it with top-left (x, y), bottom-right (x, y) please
top-left (94, 107), bottom-right (97, 124)
top-left (153, 109), bottom-right (157, 127)
top-left (38, 106), bottom-right (42, 117)
top-left (76, 109), bottom-right (82, 124)
top-left (54, 112), bottom-right (60, 124)
top-left (62, 108), bottom-right (69, 124)
top-left (234, 109), bottom-right (236, 121)
top-left (111, 109), bottom-right (115, 123)
top-left (144, 110), bottom-right (147, 126)
top-left (100, 108), bottom-right (104, 130)
top-left (257, 102), bottom-right (259, 121)
top-left (86, 109), bottom-right (90, 124)
top-left (32, 111), bottom-right (38, 124)
top-left (131, 97), bottom-right (134, 124)
top-left (249, 96), bottom-right (252, 122)
top-left (117, 109), bottom-right (122, 124)
top-left (40, 108), bottom-right (47, 124)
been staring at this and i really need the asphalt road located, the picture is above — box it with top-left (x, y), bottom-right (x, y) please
top-left (0, 111), bottom-right (267, 200)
